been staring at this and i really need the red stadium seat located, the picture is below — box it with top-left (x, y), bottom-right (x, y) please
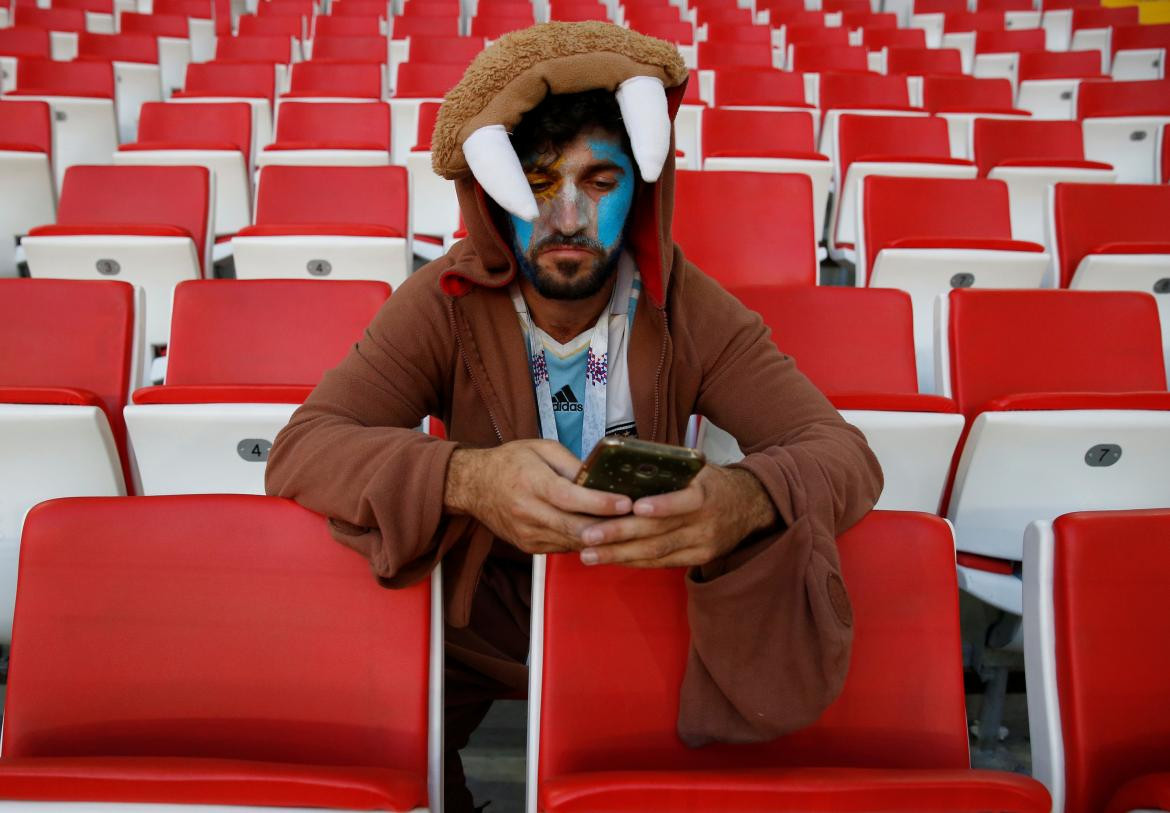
top-left (0, 279), bottom-right (138, 643)
top-left (549, 1), bottom-right (611, 21)
top-left (885, 45), bottom-right (964, 78)
top-left (1110, 23), bottom-right (1170, 81)
top-left (215, 33), bottom-right (293, 95)
top-left (1013, 50), bottom-right (1104, 119)
top-left (0, 495), bottom-right (440, 811)
top-left (310, 33), bottom-right (388, 65)
top-left (789, 43), bottom-right (869, 76)
top-left (861, 176), bottom-right (1048, 391)
top-left (401, 0), bottom-right (460, 17)
top-left (407, 34), bottom-right (485, 64)
top-left (23, 164), bottom-right (212, 348)
top-left (390, 60), bottom-right (467, 162)
top-left (702, 108), bottom-right (831, 244)
top-left (5, 58), bottom-right (115, 190)
top-left (697, 40), bottom-right (775, 69)
top-left (407, 101), bottom-right (460, 252)
top-left (971, 28), bottom-right (1045, 92)
top-left (701, 287), bottom-right (964, 511)
top-left (286, 59), bottom-right (384, 99)
top-left (73, 30), bottom-right (163, 142)
top-left (233, 164), bottom-right (410, 286)
top-left (11, 6), bottom-right (83, 61)
top-left (938, 288), bottom-right (1170, 617)
top-left (627, 18), bottom-right (695, 47)
top-left (115, 102), bottom-right (253, 238)
top-left (332, 0), bottom-right (390, 23)
top-left (0, 27), bottom-right (50, 94)
top-left (830, 114), bottom-right (975, 263)
top-left (1052, 182), bottom-right (1170, 369)
top-left (973, 118), bottom-right (1115, 247)
top-left (714, 67), bottom-right (810, 110)
top-left (0, 100), bottom-right (54, 276)
top-left (173, 61), bottom-right (277, 154)
top-left (1023, 509), bottom-right (1170, 813)
top-left (1078, 78), bottom-right (1170, 183)
top-left (922, 75), bottom-right (1030, 157)
top-left (471, 13), bottom-right (535, 38)
top-left (706, 21), bottom-right (773, 45)
top-left (1070, 5), bottom-right (1139, 71)
top-left (674, 170), bottom-right (817, 287)
top-left (863, 26), bottom-right (927, 49)
top-left (120, 11), bottom-right (194, 94)
top-left (529, 512), bottom-right (1051, 812)
top-left (126, 280), bottom-right (389, 494)
top-left (263, 100), bottom-right (391, 166)
top-left (314, 13), bottom-right (382, 36)
top-left (817, 71), bottom-right (918, 166)
top-left (391, 15), bottom-right (460, 38)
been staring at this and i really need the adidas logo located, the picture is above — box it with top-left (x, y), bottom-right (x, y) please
top-left (551, 385), bottom-right (583, 412)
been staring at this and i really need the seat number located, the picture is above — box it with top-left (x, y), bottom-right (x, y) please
top-left (307, 259), bottom-right (332, 276)
top-left (1085, 444), bottom-right (1122, 467)
top-left (1154, 278), bottom-right (1170, 294)
top-left (1060, 90), bottom-right (1072, 100)
top-left (237, 439), bottom-right (272, 462)
top-left (96, 259), bottom-right (121, 276)
top-left (1130, 130), bottom-right (1147, 142)
top-left (55, 110), bottom-right (67, 122)
top-left (950, 272), bottom-right (975, 288)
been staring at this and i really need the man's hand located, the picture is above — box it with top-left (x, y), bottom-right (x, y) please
top-left (577, 465), bottom-right (776, 568)
top-left (444, 439), bottom-right (632, 555)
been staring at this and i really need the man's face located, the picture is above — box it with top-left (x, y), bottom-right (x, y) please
top-left (509, 126), bottom-right (636, 300)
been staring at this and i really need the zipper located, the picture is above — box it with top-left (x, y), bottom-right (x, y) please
top-left (650, 307), bottom-right (668, 442)
top-left (448, 298), bottom-right (505, 444)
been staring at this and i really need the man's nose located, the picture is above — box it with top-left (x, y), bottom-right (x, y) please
top-left (551, 183), bottom-right (590, 235)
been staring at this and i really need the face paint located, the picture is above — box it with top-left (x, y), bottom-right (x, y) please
top-left (587, 137), bottom-right (635, 252)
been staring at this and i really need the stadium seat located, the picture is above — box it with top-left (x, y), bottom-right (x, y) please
top-left (125, 279), bottom-right (388, 495)
top-left (285, 59), bottom-right (385, 102)
top-left (548, 1), bottom-right (612, 22)
top-left (817, 71), bottom-right (919, 168)
top-left (830, 114), bottom-right (977, 264)
top-left (702, 109), bottom-right (832, 245)
top-left (884, 46), bottom-right (965, 92)
top-left (1023, 509), bottom-right (1170, 813)
top-left (238, 12), bottom-right (305, 61)
top-left (233, 164), bottom-right (410, 287)
top-left (76, 31), bottom-right (163, 143)
top-left (154, 0), bottom-right (220, 60)
top-left (0, 27), bottom-right (50, 94)
top-left (391, 15), bottom-right (461, 39)
top-left (1078, 78), bottom-right (1170, 183)
top-left (1052, 182), bottom-right (1170, 373)
top-left (922, 75), bottom-right (1030, 158)
top-left (313, 13), bottom-right (382, 37)
top-left (673, 78), bottom-right (705, 169)
top-left (119, 11), bottom-right (193, 98)
top-left (0, 279), bottom-right (141, 643)
top-left (215, 34), bottom-right (295, 97)
top-left (861, 176), bottom-right (1049, 392)
top-left (971, 28), bottom-right (1046, 92)
top-left (699, 287), bottom-right (964, 512)
top-left (471, 13), bottom-right (536, 38)
top-left (1110, 23), bottom-right (1170, 81)
top-left (389, 60), bottom-right (467, 163)
top-left (23, 165), bottom-right (213, 349)
top-left (262, 99), bottom-right (392, 166)
top-left (937, 288), bottom-right (1170, 617)
top-left (1069, 6), bottom-right (1139, 73)
top-left (1016, 50), bottom-right (1105, 121)
top-left (408, 101), bottom-right (459, 255)
top-left (790, 45), bottom-right (870, 103)
top-left (782, 24), bottom-right (850, 70)
top-left (3, 57), bottom-right (116, 191)
top-left (938, 10), bottom-right (1010, 74)
top-left (114, 102), bottom-right (253, 239)
top-left (311, 32), bottom-right (388, 66)
top-left (528, 512), bottom-right (1051, 812)
top-left (863, 26), bottom-right (928, 56)
top-left (0, 100), bottom-right (54, 278)
top-left (172, 61), bottom-right (276, 157)
top-left (697, 40), bottom-right (776, 71)
top-left (973, 118), bottom-right (1116, 248)
top-left (0, 495), bottom-right (441, 812)
top-left (714, 67), bottom-right (812, 113)
top-left (674, 170), bottom-right (817, 288)
top-left (910, 0), bottom-right (968, 48)
top-left (11, 6), bottom-right (84, 60)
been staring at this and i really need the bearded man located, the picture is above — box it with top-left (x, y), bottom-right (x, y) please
top-left (265, 21), bottom-right (882, 813)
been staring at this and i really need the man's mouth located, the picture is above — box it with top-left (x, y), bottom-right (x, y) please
top-left (539, 246), bottom-right (599, 260)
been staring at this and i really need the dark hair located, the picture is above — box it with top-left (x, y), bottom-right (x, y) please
top-left (510, 89), bottom-right (630, 161)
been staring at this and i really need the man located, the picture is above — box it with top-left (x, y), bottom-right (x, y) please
top-left (265, 21), bottom-right (882, 812)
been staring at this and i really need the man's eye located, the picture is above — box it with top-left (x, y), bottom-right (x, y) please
top-left (593, 179), bottom-right (617, 191)
top-left (529, 181), bottom-right (550, 192)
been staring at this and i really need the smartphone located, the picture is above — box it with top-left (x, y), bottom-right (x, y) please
top-left (575, 437), bottom-right (706, 501)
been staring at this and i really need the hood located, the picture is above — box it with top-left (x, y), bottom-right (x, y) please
top-left (431, 21), bottom-right (688, 307)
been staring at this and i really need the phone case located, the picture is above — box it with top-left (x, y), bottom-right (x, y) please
top-left (575, 437), bottom-right (706, 500)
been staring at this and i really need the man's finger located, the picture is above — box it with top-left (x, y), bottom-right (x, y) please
top-left (523, 502), bottom-right (596, 551)
top-left (632, 481), bottom-right (704, 518)
top-left (544, 477), bottom-right (632, 517)
top-left (579, 532), bottom-right (688, 566)
top-left (580, 514), bottom-right (685, 547)
top-left (529, 439), bottom-right (585, 480)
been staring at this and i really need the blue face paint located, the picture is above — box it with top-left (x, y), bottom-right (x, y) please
top-left (510, 209), bottom-right (535, 255)
top-left (587, 137), bottom-right (635, 252)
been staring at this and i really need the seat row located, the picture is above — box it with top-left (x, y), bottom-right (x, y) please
top-left (2, 496), bottom-right (1168, 811)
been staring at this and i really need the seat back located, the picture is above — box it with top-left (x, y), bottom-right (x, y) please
top-left (15, 57), bottom-right (114, 97)
top-left (314, 14), bottom-right (381, 36)
top-left (1071, 4), bottom-right (1138, 29)
top-left (1026, 509), bottom-right (1170, 813)
top-left (470, 14), bottom-right (533, 37)
top-left (333, 0), bottom-right (389, 20)
top-left (790, 44), bottom-right (869, 72)
top-left (1111, 23), bottom-right (1170, 56)
top-left (837, 113), bottom-right (952, 180)
top-left (274, 100), bottom-right (390, 149)
top-left (535, 512), bottom-right (970, 787)
top-left (923, 75), bottom-right (1015, 113)
top-left (1018, 49), bottom-right (1101, 80)
top-left (290, 60), bottom-right (382, 97)
top-left (415, 101), bottom-right (441, 150)
top-left (862, 176), bottom-right (1014, 281)
top-left (136, 101), bottom-right (252, 161)
top-left (165, 279), bottom-right (389, 385)
top-left (13, 5), bottom-right (86, 31)
top-left (863, 27), bottom-right (927, 49)
top-left (886, 46), bottom-right (964, 76)
top-left (1077, 78), bottom-right (1170, 118)
top-left (4, 495), bottom-right (433, 796)
top-left (407, 35), bottom-right (484, 64)
top-left (946, 288), bottom-right (1167, 417)
top-left (0, 99), bottom-right (52, 153)
top-left (628, 18), bottom-right (695, 44)
top-left (974, 28), bottom-right (1046, 53)
top-left (673, 170), bottom-right (817, 287)
top-left (1051, 183), bottom-right (1170, 288)
top-left (697, 40), bottom-right (773, 69)
top-left (236, 12), bottom-right (302, 37)
top-left (820, 71), bottom-right (910, 110)
top-left (215, 33), bottom-right (292, 63)
top-left (120, 11), bottom-right (190, 38)
top-left (729, 285), bottom-right (920, 393)
top-left (184, 61), bottom-right (275, 104)
top-left (715, 68), bottom-right (808, 107)
top-left (77, 31), bottom-right (159, 64)
top-left (702, 108), bottom-right (816, 156)
top-left (392, 16), bottom-right (460, 37)
top-left (253, 164), bottom-right (408, 235)
top-left (974, 119), bottom-right (1086, 176)
top-left (944, 9), bottom-right (1006, 32)
top-left (0, 26), bottom-right (51, 58)
top-left (785, 24), bottom-right (851, 49)
top-left (393, 60), bottom-right (466, 97)
top-left (310, 34), bottom-right (385, 63)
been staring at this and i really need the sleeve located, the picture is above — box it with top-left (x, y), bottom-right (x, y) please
top-left (674, 268), bottom-right (884, 746)
top-left (263, 269), bottom-right (466, 588)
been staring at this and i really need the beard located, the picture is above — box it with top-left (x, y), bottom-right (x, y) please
top-left (515, 233), bottom-right (623, 301)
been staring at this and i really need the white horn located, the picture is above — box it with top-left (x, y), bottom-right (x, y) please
top-left (615, 75), bottom-right (671, 183)
top-left (463, 124), bottom-right (539, 222)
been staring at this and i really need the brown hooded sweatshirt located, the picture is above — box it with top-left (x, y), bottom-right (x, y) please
top-left (264, 22), bottom-right (883, 746)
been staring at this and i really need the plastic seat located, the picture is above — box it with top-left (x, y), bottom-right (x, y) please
top-left (56, 0), bottom-right (121, 34)
top-left (262, 99), bottom-right (391, 166)
top-left (4, 57), bottom-right (116, 191)
top-left (238, 12), bottom-right (305, 61)
top-left (938, 10), bottom-right (1008, 74)
top-left (0, 279), bottom-right (139, 644)
top-left (391, 15), bottom-right (460, 38)
top-left (529, 512), bottom-right (1051, 813)
top-left (674, 170), bottom-right (817, 287)
top-left (885, 46), bottom-right (964, 84)
top-left (125, 279), bottom-right (388, 495)
top-left (154, 0), bottom-right (221, 57)
top-left (215, 33), bottom-right (294, 95)
top-left (407, 101), bottom-right (459, 255)
top-left (714, 68), bottom-right (811, 115)
top-left (909, 0), bottom-right (967, 48)
top-left (1024, 509), bottom-right (1170, 813)
top-left (313, 13), bottom-right (382, 37)
top-left (1039, 0), bottom-right (1100, 51)
top-left (389, 61), bottom-right (467, 163)
top-left (1052, 182), bottom-right (1170, 373)
top-left (1078, 78), bottom-right (1170, 183)
top-left (817, 71), bottom-right (919, 171)
top-left (702, 109), bottom-right (831, 245)
top-left (233, 164), bottom-right (410, 287)
top-left (0, 495), bottom-right (440, 812)
top-left (1070, 5), bottom-right (1139, 73)
top-left (470, 14), bottom-right (535, 38)
top-left (1110, 23), bottom-right (1170, 81)
top-left (974, 119), bottom-right (1116, 248)
top-left (119, 11), bottom-right (193, 97)
top-left (861, 176), bottom-right (1048, 392)
top-left (922, 74), bottom-right (1031, 157)
top-left (114, 102), bottom-right (252, 239)
top-left (173, 61), bottom-right (276, 157)
top-left (1016, 50), bottom-right (1105, 121)
top-left (23, 165), bottom-right (212, 349)
top-left (0, 27), bottom-right (50, 94)
top-left (548, 2), bottom-right (611, 22)
top-left (0, 100), bottom-right (54, 277)
top-left (286, 59), bottom-right (384, 103)
top-left (11, 6), bottom-right (84, 60)
top-left (970, 28), bottom-right (1046, 92)
top-left (831, 114), bottom-right (977, 264)
top-left (697, 40), bottom-right (775, 71)
top-left (673, 78), bottom-right (706, 169)
top-left (937, 288), bottom-right (1170, 616)
top-left (700, 287), bottom-right (964, 512)
top-left (76, 31), bottom-right (162, 143)
top-left (863, 26), bottom-right (928, 52)
top-left (782, 24), bottom-right (850, 69)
